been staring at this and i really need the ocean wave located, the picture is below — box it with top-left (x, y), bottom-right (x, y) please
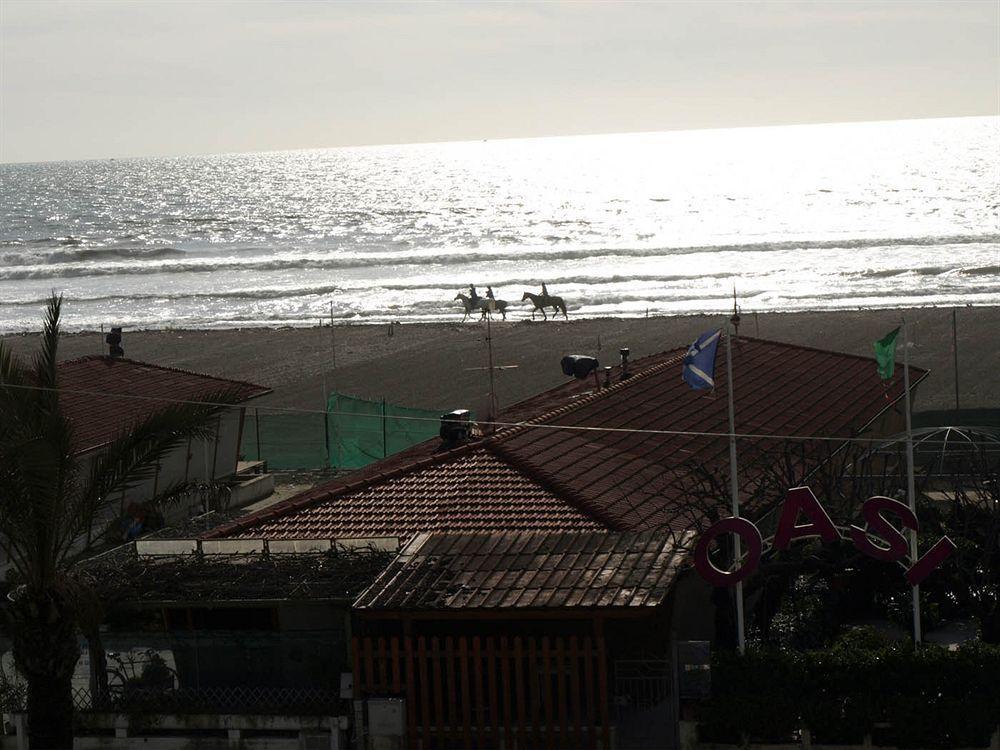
top-left (857, 263), bottom-right (999, 279)
top-left (1, 233), bottom-right (996, 281)
top-left (0, 272), bottom-right (736, 307)
top-left (1, 246), bottom-right (185, 266)
top-left (858, 266), bottom-right (953, 278)
top-left (962, 265), bottom-right (1000, 277)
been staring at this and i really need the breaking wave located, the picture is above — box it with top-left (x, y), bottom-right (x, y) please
top-left (1, 234), bottom-right (995, 281)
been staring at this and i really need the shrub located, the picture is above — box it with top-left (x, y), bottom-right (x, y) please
top-left (700, 636), bottom-right (1000, 748)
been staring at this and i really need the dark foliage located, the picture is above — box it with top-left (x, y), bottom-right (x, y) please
top-left (701, 630), bottom-right (1000, 748)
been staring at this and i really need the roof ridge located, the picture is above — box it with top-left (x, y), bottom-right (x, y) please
top-left (59, 354), bottom-right (272, 395)
top-left (734, 335), bottom-right (929, 372)
top-left (202, 437), bottom-right (488, 539)
top-left (490, 348), bottom-right (688, 443)
top-left (484, 441), bottom-right (624, 531)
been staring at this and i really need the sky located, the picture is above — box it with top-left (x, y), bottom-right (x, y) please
top-left (1, 0), bottom-right (997, 163)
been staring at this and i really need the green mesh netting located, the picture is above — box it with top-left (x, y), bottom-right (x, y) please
top-left (326, 393), bottom-right (441, 470)
top-left (241, 412), bottom-right (328, 470)
top-left (239, 394), bottom-right (442, 471)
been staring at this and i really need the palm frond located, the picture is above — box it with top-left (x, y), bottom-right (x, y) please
top-left (32, 294), bottom-right (63, 396)
top-left (61, 388), bottom-right (247, 561)
top-left (0, 340), bottom-right (28, 388)
top-left (0, 341), bottom-right (35, 431)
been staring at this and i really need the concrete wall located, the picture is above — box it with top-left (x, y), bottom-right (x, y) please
top-left (79, 408), bottom-right (245, 529)
top-left (1, 713), bottom-right (347, 750)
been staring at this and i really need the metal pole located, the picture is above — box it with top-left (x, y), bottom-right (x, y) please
top-left (254, 407), bottom-right (261, 462)
top-left (902, 320), bottom-right (921, 646)
top-left (330, 300), bottom-right (336, 371)
top-left (724, 327), bottom-right (745, 654)
top-left (952, 308), bottom-right (960, 413)
top-left (486, 310), bottom-right (497, 427)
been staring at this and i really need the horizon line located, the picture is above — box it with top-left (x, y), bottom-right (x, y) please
top-left (2, 112), bottom-right (996, 167)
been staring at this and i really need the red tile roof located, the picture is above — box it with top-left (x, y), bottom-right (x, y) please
top-left (354, 530), bottom-right (692, 611)
top-left (57, 356), bottom-right (271, 453)
top-left (207, 337), bottom-right (926, 541)
top-left (494, 337), bottom-right (925, 530)
top-left (213, 446), bottom-right (603, 540)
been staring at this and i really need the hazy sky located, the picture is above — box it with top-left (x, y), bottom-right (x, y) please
top-left (1, 0), bottom-right (997, 163)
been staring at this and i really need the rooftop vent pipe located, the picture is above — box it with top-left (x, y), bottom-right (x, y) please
top-left (106, 327), bottom-right (124, 358)
top-left (619, 348), bottom-right (631, 379)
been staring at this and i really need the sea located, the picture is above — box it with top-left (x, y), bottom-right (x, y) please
top-left (1, 116), bottom-right (997, 332)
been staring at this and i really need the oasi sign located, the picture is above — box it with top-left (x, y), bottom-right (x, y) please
top-left (693, 487), bottom-right (957, 587)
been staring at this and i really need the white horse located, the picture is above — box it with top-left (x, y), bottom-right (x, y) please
top-left (454, 293), bottom-right (508, 321)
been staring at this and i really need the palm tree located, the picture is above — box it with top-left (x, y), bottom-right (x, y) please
top-left (0, 295), bottom-right (244, 748)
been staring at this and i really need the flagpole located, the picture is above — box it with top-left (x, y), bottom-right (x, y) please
top-left (724, 325), bottom-right (746, 655)
top-left (902, 320), bottom-right (921, 646)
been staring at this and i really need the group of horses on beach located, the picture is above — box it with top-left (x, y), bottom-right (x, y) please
top-left (454, 284), bottom-right (568, 322)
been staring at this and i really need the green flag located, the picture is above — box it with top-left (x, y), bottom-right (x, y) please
top-left (873, 327), bottom-right (900, 380)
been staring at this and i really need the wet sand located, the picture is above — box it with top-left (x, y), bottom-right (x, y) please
top-left (3, 307), bottom-right (998, 416)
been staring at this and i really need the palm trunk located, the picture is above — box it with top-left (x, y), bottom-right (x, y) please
top-left (85, 629), bottom-right (109, 710)
top-left (7, 590), bottom-right (80, 750)
top-left (26, 670), bottom-right (75, 749)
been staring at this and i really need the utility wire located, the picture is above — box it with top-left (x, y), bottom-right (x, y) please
top-left (1, 381), bottom-right (997, 447)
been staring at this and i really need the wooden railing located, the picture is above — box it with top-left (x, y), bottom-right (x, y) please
top-left (353, 634), bottom-right (612, 749)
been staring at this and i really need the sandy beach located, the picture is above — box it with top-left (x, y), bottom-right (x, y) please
top-left (3, 306), bottom-right (997, 418)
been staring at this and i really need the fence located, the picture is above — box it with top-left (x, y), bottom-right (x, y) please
top-left (0, 629), bottom-right (349, 716)
top-left (240, 392), bottom-right (441, 471)
top-left (353, 634), bottom-right (611, 750)
top-left (73, 685), bottom-right (339, 714)
top-left (327, 393), bottom-right (441, 470)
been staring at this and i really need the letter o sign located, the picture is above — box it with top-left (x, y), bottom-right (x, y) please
top-left (694, 517), bottom-right (764, 587)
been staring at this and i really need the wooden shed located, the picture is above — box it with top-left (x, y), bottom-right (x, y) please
top-left (352, 529), bottom-right (696, 750)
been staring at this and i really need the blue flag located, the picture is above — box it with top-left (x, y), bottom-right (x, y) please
top-left (683, 329), bottom-right (722, 390)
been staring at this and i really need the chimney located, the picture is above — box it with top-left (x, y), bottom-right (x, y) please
top-left (106, 327), bottom-right (124, 358)
top-left (619, 348), bottom-right (631, 379)
top-left (439, 409), bottom-right (472, 446)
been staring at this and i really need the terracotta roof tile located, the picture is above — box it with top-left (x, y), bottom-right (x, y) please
top-left (55, 356), bottom-right (270, 453)
top-left (207, 337), bottom-right (926, 541)
top-left (217, 449), bottom-right (603, 540)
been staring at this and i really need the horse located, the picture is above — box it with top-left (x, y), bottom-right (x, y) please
top-left (454, 293), bottom-right (509, 321)
top-left (454, 293), bottom-right (478, 321)
top-left (485, 298), bottom-right (509, 320)
top-left (521, 291), bottom-right (568, 320)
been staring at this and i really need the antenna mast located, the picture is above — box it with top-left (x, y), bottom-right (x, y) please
top-left (486, 303), bottom-right (497, 429)
top-left (730, 285), bottom-right (741, 336)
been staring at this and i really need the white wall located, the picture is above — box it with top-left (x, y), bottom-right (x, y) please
top-left (81, 407), bottom-right (246, 530)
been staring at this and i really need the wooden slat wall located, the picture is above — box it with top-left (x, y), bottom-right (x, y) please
top-left (353, 634), bottom-right (611, 749)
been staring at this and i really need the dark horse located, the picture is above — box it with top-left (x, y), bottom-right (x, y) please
top-left (521, 291), bottom-right (568, 320)
top-left (455, 293), bottom-right (508, 321)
